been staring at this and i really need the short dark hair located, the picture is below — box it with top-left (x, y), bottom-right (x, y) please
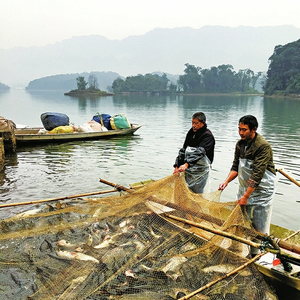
top-left (239, 115), bottom-right (258, 131)
top-left (192, 112), bottom-right (206, 123)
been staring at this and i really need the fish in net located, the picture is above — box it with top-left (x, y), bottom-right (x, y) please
top-left (0, 174), bottom-right (279, 299)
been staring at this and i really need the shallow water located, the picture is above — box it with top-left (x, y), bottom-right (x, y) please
top-left (1, 90), bottom-right (300, 230)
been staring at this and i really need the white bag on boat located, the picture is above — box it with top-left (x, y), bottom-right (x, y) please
top-left (87, 120), bottom-right (108, 132)
top-left (78, 123), bottom-right (94, 132)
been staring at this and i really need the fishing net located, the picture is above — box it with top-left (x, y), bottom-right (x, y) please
top-left (0, 174), bottom-right (279, 299)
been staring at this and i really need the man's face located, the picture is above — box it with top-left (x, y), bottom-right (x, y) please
top-left (192, 118), bottom-right (204, 132)
top-left (238, 123), bottom-right (256, 140)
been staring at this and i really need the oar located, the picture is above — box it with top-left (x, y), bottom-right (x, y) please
top-left (0, 189), bottom-right (119, 209)
top-left (276, 168), bottom-right (300, 187)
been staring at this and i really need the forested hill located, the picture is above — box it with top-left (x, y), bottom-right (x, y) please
top-left (26, 72), bottom-right (121, 91)
top-left (1, 25), bottom-right (300, 88)
top-left (264, 39), bottom-right (300, 96)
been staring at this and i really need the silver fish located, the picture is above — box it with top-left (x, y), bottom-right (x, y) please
top-left (56, 250), bottom-right (99, 263)
top-left (57, 240), bottom-right (84, 252)
top-left (202, 264), bottom-right (253, 275)
top-left (161, 256), bottom-right (187, 274)
top-left (93, 233), bottom-right (122, 249)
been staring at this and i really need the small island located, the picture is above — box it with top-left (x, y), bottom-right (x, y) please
top-left (64, 75), bottom-right (114, 97)
top-left (64, 89), bottom-right (113, 96)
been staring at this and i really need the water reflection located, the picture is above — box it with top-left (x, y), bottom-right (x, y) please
top-left (0, 90), bottom-right (300, 230)
top-left (26, 90), bottom-right (66, 101)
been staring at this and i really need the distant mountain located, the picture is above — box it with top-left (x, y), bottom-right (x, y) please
top-left (25, 71), bottom-right (178, 92)
top-left (1, 25), bottom-right (300, 88)
top-left (0, 82), bottom-right (10, 91)
top-left (26, 71), bottom-right (122, 91)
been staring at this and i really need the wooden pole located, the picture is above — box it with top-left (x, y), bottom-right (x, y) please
top-left (277, 168), bottom-right (300, 187)
top-left (0, 189), bottom-right (119, 208)
top-left (179, 254), bottom-right (264, 299)
top-left (284, 229), bottom-right (300, 241)
top-left (99, 178), bottom-right (134, 193)
top-left (165, 213), bottom-right (260, 248)
top-left (165, 213), bottom-right (300, 257)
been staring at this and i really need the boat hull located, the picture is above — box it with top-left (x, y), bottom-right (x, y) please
top-left (254, 224), bottom-right (300, 299)
top-left (14, 124), bottom-right (142, 145)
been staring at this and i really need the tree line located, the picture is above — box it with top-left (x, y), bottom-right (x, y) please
top-left (178, 64), bottom-right (261, 93)
top-left (264, 39), bottom-right (300, 96)
top-left (76, 74), bottom-right (99, 90)
top-left (74, 38), bottom-right (300, 96)
top-left (111, 73), bottom-right (175, 94)
top-left (110, 64), bottom-right (261, 94)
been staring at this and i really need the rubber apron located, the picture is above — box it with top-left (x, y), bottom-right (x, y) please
top-left (237, 158), bottom-right (276, 235)
top-left (184, 146), bottom-right (211, 193)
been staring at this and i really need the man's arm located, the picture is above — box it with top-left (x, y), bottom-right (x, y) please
top-left (238, 186), bottom-right (255, 205)
top-left (219, 170), bottom-right (238, 190)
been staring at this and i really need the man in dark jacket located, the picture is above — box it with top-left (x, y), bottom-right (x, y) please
top-left (173, 112), bottom-right (215, 193)
top-left (219, 115), bottom-right (276, 256)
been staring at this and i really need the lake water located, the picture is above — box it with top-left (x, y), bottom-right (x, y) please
top-left (1, 89), bottom-right (300, 231)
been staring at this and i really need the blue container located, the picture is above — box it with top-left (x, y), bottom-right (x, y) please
top-left (41, 112), bottom-right (70, 131)
top-left (93, 113), bottom-right (112, 130)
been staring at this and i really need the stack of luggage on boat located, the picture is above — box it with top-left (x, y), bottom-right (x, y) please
top-left (39, 112), bottom-right (131, 134)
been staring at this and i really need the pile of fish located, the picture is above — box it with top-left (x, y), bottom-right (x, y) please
top-left (0, 199), bottom-right (278, 300)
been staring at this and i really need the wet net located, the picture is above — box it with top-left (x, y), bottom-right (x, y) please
top-left (0, 174), bottom-right (279, 299)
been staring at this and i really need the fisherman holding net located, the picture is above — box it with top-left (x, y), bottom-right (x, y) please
top-left (173, 112), bottom-right (215, 193)
top-left (219, 115), bottom-right (276, 257)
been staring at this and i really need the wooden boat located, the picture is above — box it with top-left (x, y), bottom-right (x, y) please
top-left (255, 224), bottom-right (300, 299)
top-left (14, 123), bottom-right (142, 145)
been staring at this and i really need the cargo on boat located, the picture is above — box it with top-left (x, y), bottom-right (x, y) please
top-left (13, 112), bottom-right (142, 145)
top-left (14, 124), bottom-right (142, 145)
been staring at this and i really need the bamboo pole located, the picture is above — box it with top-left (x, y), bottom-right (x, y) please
top-left (99, 178), bottom-right (134, 193)
top-left (179, 253), bottom-right (264, 300)
top-left (0, 189), bottom-right (119, 208)
top-left (165, 213), bottom-right (260, 248)
top-left (277, 168), bottom-right (300, 187)
top-left (165, 213), bottom-right (300, 258)
top-left (284, 229), bottom-right (300, 241)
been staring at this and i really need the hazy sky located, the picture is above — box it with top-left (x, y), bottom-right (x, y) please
top-left (1, 0), bottom-right (299, 49)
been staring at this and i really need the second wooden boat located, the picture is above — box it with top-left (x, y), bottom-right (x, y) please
top-left (14, 123), bottom-right (142, 145)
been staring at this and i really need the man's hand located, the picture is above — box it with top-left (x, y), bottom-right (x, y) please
top-left (178, 163), bottom-right (188, 172)
top-left (238, 195), bottom-right (249, 205)
top-left (173, 167), bottom-right (179, 174)
top-left (218, 171), bottom-right (238, 190)
top-left (218, 182), bottom-right (228, 190)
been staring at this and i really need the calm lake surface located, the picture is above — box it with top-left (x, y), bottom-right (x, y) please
top-left (1, 89), bottom-right (300, 231)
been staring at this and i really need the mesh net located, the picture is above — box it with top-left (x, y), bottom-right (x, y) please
top-left (0, 174), bottom-right (279, 300)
